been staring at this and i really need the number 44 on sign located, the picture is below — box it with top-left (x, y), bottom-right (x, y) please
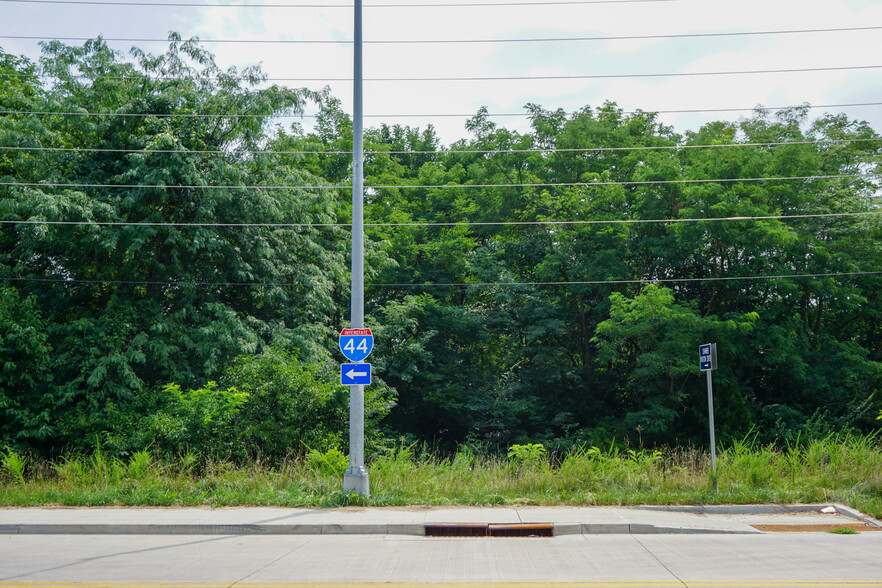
top-left (339, 328), bottom-right (373, 362)
top-left (339, 328), bottom-right (373, 386)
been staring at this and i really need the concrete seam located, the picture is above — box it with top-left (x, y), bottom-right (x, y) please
top-left (227, 534), bottom-right (313, 587)
top-left (630, 534), bottom-right (688, 587)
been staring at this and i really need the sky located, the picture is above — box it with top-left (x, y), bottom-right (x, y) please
top-left (1, 0), bottom-right (881, 145)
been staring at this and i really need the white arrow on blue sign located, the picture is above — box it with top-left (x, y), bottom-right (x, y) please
top-left (339, 328), bottom-right (374, 362)
top-left (341, 363), bottom-right (372, 386)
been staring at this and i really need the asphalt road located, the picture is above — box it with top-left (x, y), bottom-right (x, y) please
top-left (2, 532), bottom-right (881, 587)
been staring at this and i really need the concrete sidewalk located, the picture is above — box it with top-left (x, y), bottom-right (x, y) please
top-left (1, 503), bottom-right (880, 536)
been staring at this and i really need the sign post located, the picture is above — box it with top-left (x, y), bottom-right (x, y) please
top-left (343, 0), bottom-right (369, 498)
top-left (699, 343), bottom-right (718, 491)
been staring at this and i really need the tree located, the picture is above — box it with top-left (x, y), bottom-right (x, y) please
top-left (0, 38), bottom-right (349, 451)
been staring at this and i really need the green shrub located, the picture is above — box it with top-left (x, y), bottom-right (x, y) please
top-left (141, 382), bottom-right (249, 458)
top-left (306, 447), bottom-right (349, 477)
top-left (1, 446), bottom-right (27, 485)
top-left (220, 348), bottom-right (347, 459)
top-left (508, 443), bottom-right (547, 467)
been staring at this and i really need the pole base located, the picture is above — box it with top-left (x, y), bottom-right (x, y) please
top-left (343, 468), bottom-right (370, 497)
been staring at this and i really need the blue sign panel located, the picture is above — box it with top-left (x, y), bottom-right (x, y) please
top-left (699, 343), bottom-right (716, 371)
top-left (341, 363), bottom-right (372, 386)
top-left (339, 328), bottom-right (374, 362)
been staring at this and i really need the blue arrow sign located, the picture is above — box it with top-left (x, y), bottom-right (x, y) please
top-left (339, 328), bottom-right (374, 362)
top-left (341, 363), bottom-right (372, 386)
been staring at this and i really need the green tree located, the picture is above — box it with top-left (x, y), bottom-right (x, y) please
top-left (0, 287), bottom-right (52, 448)
top-left (0, 38), bottom-right (349, 451)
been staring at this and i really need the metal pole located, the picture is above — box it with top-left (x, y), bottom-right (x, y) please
top-left (343, 0), bottom-right (369, 497)
top-left (706, 369), bottom-right (717, 491)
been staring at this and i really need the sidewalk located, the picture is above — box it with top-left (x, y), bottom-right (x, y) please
top-left (1, 503), bottom-right (880, 536)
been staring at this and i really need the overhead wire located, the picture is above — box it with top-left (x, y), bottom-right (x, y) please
top-left (2, 64), bottom-right (880, 82)
top-left (2, 102), bottom-right (880, 122)
top-left (238, 65), bottom-right (882, 82)
top-left (1, 138), bottom-right (880, 157)
top-left (1, 8), bottom-right (878, 317)
top-left (3, 25), bottom-right (879, 45)
top-left (0, 105), bottom-right (879, 120)
top-left (2, 173), bottom-right (879, 191)
top-left (0, 0), bottom-right (681, 7)
top-left (1, 211), bottom-right (880, 229)
top-left (1, 270), bottom-right (880, 289)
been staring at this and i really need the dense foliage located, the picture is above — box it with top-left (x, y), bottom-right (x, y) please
top-left (1, 38), bottom-right (880, 458)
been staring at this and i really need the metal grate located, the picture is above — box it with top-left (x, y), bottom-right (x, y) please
top-left (424, 523), bottom-right (554, 537)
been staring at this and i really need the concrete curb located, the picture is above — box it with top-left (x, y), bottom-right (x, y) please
top-left (636, 503), bottom-right (882, 527)
top-left (0, 522), bottom-right (761, 536)
top-left (0, 523), bottom-right (422, 536)
top-left (2, 504), bottom-right (875, 536)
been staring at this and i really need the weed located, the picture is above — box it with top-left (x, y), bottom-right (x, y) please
top-left (1, 436), bottom-right (881, 519)
top-left (127, 450), bottom-right (154, 481)
top-left (508, 443), bottom-right (547, 466)
top-left (54, 455), bottom-right (88, 483)
top-left (828, 527), bottom-right (859, 534)
top-left (306, 447), bottom-right (349, 477)
top-left (2, 447), bottom-right (27, 485)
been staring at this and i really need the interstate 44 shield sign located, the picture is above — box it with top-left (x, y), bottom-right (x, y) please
top-left (339, 328), bottom-right (374, 362)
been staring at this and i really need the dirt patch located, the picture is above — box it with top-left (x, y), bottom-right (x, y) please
top-left (752, 523), bottom-right (881, 533)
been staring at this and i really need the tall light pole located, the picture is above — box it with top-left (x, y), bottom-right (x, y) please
top-left (342, 0), bottom-right (369, 497)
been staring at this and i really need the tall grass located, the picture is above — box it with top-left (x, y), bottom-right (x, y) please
top-left (1, 433), bottom-right (880, 518)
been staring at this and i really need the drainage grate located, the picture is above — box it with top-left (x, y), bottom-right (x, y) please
top-left (424, 523), bottom-right (554, 537)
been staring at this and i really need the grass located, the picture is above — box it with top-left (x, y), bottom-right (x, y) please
top-left (1, 433), bottom-right (880, 519)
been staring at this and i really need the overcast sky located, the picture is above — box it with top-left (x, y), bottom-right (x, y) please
top-left (2, 0), bottom-right (880, 144)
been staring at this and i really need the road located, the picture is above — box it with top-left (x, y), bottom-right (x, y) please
top-left (2, 532), bottom-right (881, 587)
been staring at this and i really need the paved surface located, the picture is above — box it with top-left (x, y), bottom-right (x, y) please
top-left (1, 505), bottom-right (881, 587)
top-left (2, 530), bottom-right (882, 587)
top-left (0, 502), bottom-right (879, 535)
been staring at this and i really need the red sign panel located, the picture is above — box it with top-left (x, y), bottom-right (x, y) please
top-left (341, 328), bottom-right (373, 337)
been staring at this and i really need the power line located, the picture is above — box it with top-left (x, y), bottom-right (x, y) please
top-left (4, 64), bottom-right (880, 82)
top-left (2, 210), bottom-right (879, 229)
top-left (2, 25), bottom-right (877, 45)
top-left (369, 271), bottom-right (882, 287)
top-left (269, 64), bottom-right (882, 82)
top-left (2, 173), bottom-right (879, 190)
top-left (362, 25), bottom-right (882, 44)
top-left (1, 138), bottom-right (879, 157)
top-left (0, 0), bottom-right (679, 8)
top-left (2, 102), bottom-right (879, 121)
top-left (2, 270), bottom-right (879, 289)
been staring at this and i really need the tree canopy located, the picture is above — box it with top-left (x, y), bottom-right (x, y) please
top-left (1, 38), bottom-right (880, 457)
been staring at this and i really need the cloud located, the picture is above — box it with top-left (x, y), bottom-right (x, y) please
top-left (2, 0), bottom-right (879, 143)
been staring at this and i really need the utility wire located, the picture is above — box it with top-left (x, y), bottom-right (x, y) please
top-left (1, 138), bottom-right (879, 157)
top-left (3, 102), bottom-right (878, 121)
top-left (2, 270), bottom-right (880, 289)
top-left (252, 64), bottom-right (882, 82)
top-left (2, 173), bottom-right (879, 190)
top-left (2, 25), bottom-right (876, 45)
top-left (2, 211), bottom-right (879, 229)
top-left (0, 0), bottom-right (680, 8)
top-left (4, 64), bottom-right (880, 82)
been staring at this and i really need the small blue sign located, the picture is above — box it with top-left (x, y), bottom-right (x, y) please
top-left (341, 363), bottom-right (372, 386)
top-left (699, 343), bottom-right (716, 371)
top-left (339, 328), bottom-right (374, 362)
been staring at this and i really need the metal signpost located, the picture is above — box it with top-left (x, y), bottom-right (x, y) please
top-left (342, 0), bottom-right (370, 497)
top-left (699, 343), bottom-right (718, 490)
